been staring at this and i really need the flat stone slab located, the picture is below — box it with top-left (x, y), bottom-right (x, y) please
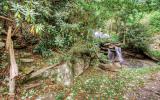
top-left (20, 58), bottom-right (34, 63)
top-left (20, 52), bottom-right (32, 57)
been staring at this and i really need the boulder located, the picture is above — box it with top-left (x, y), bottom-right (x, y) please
top-left (21, 66), bottom-right (35, 75)
top-left (42, 58), bottom-right (90, 86)
top-left (99, 62), bottom-right (121, 72)
top-left (57, 63), bottom-right (73, 86)
top-left (27, 59), bottom-right (90, 87)
top-left (113, 62), bottom-right (122, 68)
top-left (73, 58), bottom-right (90, 76)
top-left (73, 59), bottom-right (85, 76)
top-left (27, 62), bottom-right (73, 87)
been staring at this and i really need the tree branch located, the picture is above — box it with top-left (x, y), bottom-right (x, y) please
top-left (0, 16), bottom-right (14, 22)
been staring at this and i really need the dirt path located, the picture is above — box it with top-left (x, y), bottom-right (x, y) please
top-left (127, 72), bottom-right (160, 100)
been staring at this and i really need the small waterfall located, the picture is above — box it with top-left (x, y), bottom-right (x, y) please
top-left (108, 47), bottom-right (124, 65)
top-left (115, 47), bottom-right (124, 65)
top-left (108, 49), bottom-right (115, 63)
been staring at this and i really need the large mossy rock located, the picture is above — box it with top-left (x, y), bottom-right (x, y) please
top-left (72, 57), bottom-right (90, 76)
top-left (56, 62), bottom-right (73, 86)
top-left (56, 57), bottom-right (90, 86)
top-left (36, 62), bottom-right (73, 87)
top-left (28, 57), bottom-right (91, 87)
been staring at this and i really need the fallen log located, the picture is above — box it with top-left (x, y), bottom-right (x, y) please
top-left (24, 83), bottom-right (41, 90)
top-left (144, 52), bottom-right (160, 62)
top-left (29, 62), bottom-right (63, 79)
top-left (6, 26), bottom-right (12, 50)
top-left (123, 51), bottom-right (145, 59)
top-left (6, 26), bottom-right (19, 99)
top-left (0, 16), bottom-right (14, 22)
top-left (102, 42), bottom-right (122, 48)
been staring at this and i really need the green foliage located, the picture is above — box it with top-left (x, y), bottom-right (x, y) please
top-left (146, 0), bottom-right (160, 11)
top-left (0, 0), bottom-right (10, 15)
top-left (11, 2), bottom-right (37, 23)
top-left (157, 62), bottom-right (160, 65)
top-left (34, 41), bottom-right (53, 57)
top-left (110, 33), bottom-right (120, 43)
top-left (0, 0), bottom-right (159, 57)
top-left (148, 11), bottom-right (160, 34)
top-left (55, 91), bottom-right (65, 100)
top-left (9, 1), bottom-right (52, 24)
top-left (21, 89), bottom-right (37, 99)
top-left (125, 23), bottom-right (150, 51)
top-left (98, 53), bottom-right (108, 63)
top-left (148, 50), bottom-right (160, 59)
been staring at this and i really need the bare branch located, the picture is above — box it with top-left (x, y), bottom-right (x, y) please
top-left (0, 16), bottom-right (14, 22)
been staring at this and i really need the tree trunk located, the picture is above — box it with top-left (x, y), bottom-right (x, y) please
top-left (6, 26), bottom-right (12, 50)
top-left (6, 26), bottom-right (18, 99)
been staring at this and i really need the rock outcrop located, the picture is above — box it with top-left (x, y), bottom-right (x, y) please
top-left (57, 63), bottom-right (73, 86)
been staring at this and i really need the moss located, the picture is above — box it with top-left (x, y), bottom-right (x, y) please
top-left (148, 50), bottom-right (160, 59)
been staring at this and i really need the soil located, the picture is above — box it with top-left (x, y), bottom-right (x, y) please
top-left (126, 72), bottom-right (160, 100)
top-left (123, 55), bottom-right (160, 100)
top-left (124, 58), bottom-right (158, 68)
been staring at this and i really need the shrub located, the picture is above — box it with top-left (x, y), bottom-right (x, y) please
top-left (33, 40), bottom-right (53, 57)
top-left (148, 11), bottom-right (160, 34)
top-left (148, 50), bottom-right (160, 60)
top-left (125, 23), bottom-right (150, 52)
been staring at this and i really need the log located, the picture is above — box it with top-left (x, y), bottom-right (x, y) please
top-left (1, 27), bottom-right (20, 36)
top-left (6, 26), bottom-right (16, 99)
top-left (103, 42), bottom-right (122, 47)
top-left (6, 26), bottom-right (12, 50)
top-left (123, 51), bottom-right (145, 59)
top-left (12, 26), bottom-right (20, 35)
top-left (9, 41), bottom-right (18, 79)
top-left (9, 78), bottom-right (15, 96)
top-left (144, 52), bottom-right (160, 62)
top-left (29, 63), bottom-right (63, 79)
top-left (0, 16), bottom-right (14, 22)
top-left (24, 83), bottom-right (41, 90)
top-left (6, 26), bottom-right (18, 99)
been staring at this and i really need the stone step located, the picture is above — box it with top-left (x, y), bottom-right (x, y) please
top-left (20, 58), bottom-right (34, 63)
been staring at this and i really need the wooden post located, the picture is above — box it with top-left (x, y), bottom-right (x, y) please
top-left (9, 78), bottom-right (15, 99)
top-left (9, 41), bottom-right (18, 99)
top-left (6, 26), bottom-right (12, 51)
top-left (6, 26), bottom-right (18, 99)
